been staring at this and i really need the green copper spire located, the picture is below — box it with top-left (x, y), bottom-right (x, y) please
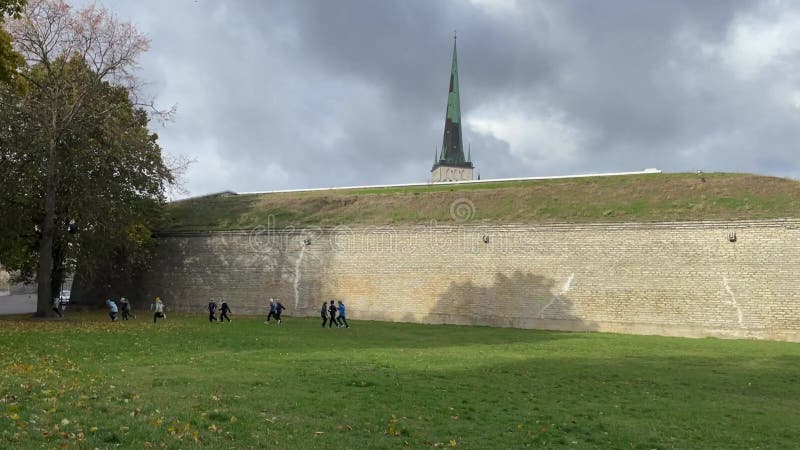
top-left (434, 33), bottom-right (472, 169)
top-left (445, 36), bottom-right (461, 128)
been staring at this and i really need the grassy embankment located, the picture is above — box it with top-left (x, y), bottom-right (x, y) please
top-left (163, 173), bottom-right (800, 232)
top-left (1, 314), bottom-right (799, 449)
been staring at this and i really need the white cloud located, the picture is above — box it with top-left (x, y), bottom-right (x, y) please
top-left (719, 3), bottom-right (800, 79)
top-left (467, 0), bottom-right (520, 16)
top-left (161, 135), bottom-right (232, 198)
top-left (467, 104), bottom-right (588, 170)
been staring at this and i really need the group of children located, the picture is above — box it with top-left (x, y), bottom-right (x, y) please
top-left (98, 296), bottom-right (350, 328)
top-left (321, 300), bottom-right (349, 328)
top-left (265, 298), bottom-right (286, 324)
top-left (105, 296), bottom-right (165, 323)
top-left (105, 297), bottom-right (134, 321)
top-left (207, 300), bottom-right (232, 322)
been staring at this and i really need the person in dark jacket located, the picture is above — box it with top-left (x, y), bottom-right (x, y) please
top-left (265, 298), bottom-right (277, 323)
top-left (208, 301), bottom-right (218, 322)
top-left (120, 297), bottom-right (135, 320)
top-left (328, 300), bottom-right (339, 328)
top-left (220, 301), bottom-right (232, 322)
top-left (320, 302), bottom-right (328, 328)
top-left (274, 300), bottom-right (286, 324)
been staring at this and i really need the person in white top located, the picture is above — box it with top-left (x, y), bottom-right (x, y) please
top-left (151, 297), bottom-right (166, 323)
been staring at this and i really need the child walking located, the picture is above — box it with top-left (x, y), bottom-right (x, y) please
top-left (208, 300), bottom-right (218, 322)
top-left (106, 298), bottom-right (118, 322)
top-left (328, 300), bottom-right (338, 328)
top-left (152, 297), bottom-right (166, 323)
top-left (274, 300), bottom-right (286, 324)
top-left (320, 302), bottom-right (328, 327)
top-left (265, 298), bottom-right (277, 323)
top-left (120, 297), bottom-right (135, 320)
top-left (220, 301), bottom-right (232, 322)
top-left (337, 300), bottom-right (350, 328)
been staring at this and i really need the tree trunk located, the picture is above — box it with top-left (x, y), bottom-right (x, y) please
top-left (35, 140), bottom-right (58, 316)
top-left (51, 239), bottom-right (66, 301)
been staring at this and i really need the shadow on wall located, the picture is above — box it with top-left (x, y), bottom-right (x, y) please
top-left (144, 235), bottom-right (276, 314)
top-left (71, 236), bottom-right (212, 313)
top-left (72, 231), bottom-right (336, 316)
top-left (421, 271), bottom-right (598, 333)
top-left (141, 232), bottom-right (333, 315)
top-left (71, 263), bottom-right (139, 311)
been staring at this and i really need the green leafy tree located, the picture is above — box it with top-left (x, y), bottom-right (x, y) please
top-left (0, 0), bottom-right (26, 89)
top-left (0, 0), bottom-right (174, 315)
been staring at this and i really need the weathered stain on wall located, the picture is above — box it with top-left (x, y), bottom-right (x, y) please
top-left (112, 219), bottom-right (800, 341)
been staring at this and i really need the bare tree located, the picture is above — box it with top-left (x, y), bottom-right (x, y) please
top-left (8, 0), bottom-right (158, 316)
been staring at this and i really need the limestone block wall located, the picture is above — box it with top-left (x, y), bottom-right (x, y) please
top-left (131, 219), bottom-right (800, 341)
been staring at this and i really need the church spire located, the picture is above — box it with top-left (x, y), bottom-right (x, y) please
top-left (430, 33), bottom-right (475, 183)
top-left (435, 32), bottom-right (471, 169)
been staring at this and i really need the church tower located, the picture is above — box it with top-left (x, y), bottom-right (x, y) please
top-left (431, 33), bottom-right (474, 183)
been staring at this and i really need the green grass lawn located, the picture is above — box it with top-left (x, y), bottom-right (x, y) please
top-left (1, 314), bottom-right (799, 449)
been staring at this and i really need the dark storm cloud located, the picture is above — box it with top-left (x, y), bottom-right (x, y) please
top-left (88, 0), bottom-right (800, 197)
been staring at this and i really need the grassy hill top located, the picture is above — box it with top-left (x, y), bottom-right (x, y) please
top-left (162, 172), bottom-right (800, 232)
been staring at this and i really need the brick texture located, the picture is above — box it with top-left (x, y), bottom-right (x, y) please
top-left (104, 219), bottom-right (800, 341)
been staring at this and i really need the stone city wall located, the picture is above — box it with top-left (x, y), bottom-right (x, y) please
top-left (86, 219), bottom-right (800, 341)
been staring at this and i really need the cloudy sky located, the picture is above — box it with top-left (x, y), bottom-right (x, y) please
top-left (84, 0), bottom-right (800, 197)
